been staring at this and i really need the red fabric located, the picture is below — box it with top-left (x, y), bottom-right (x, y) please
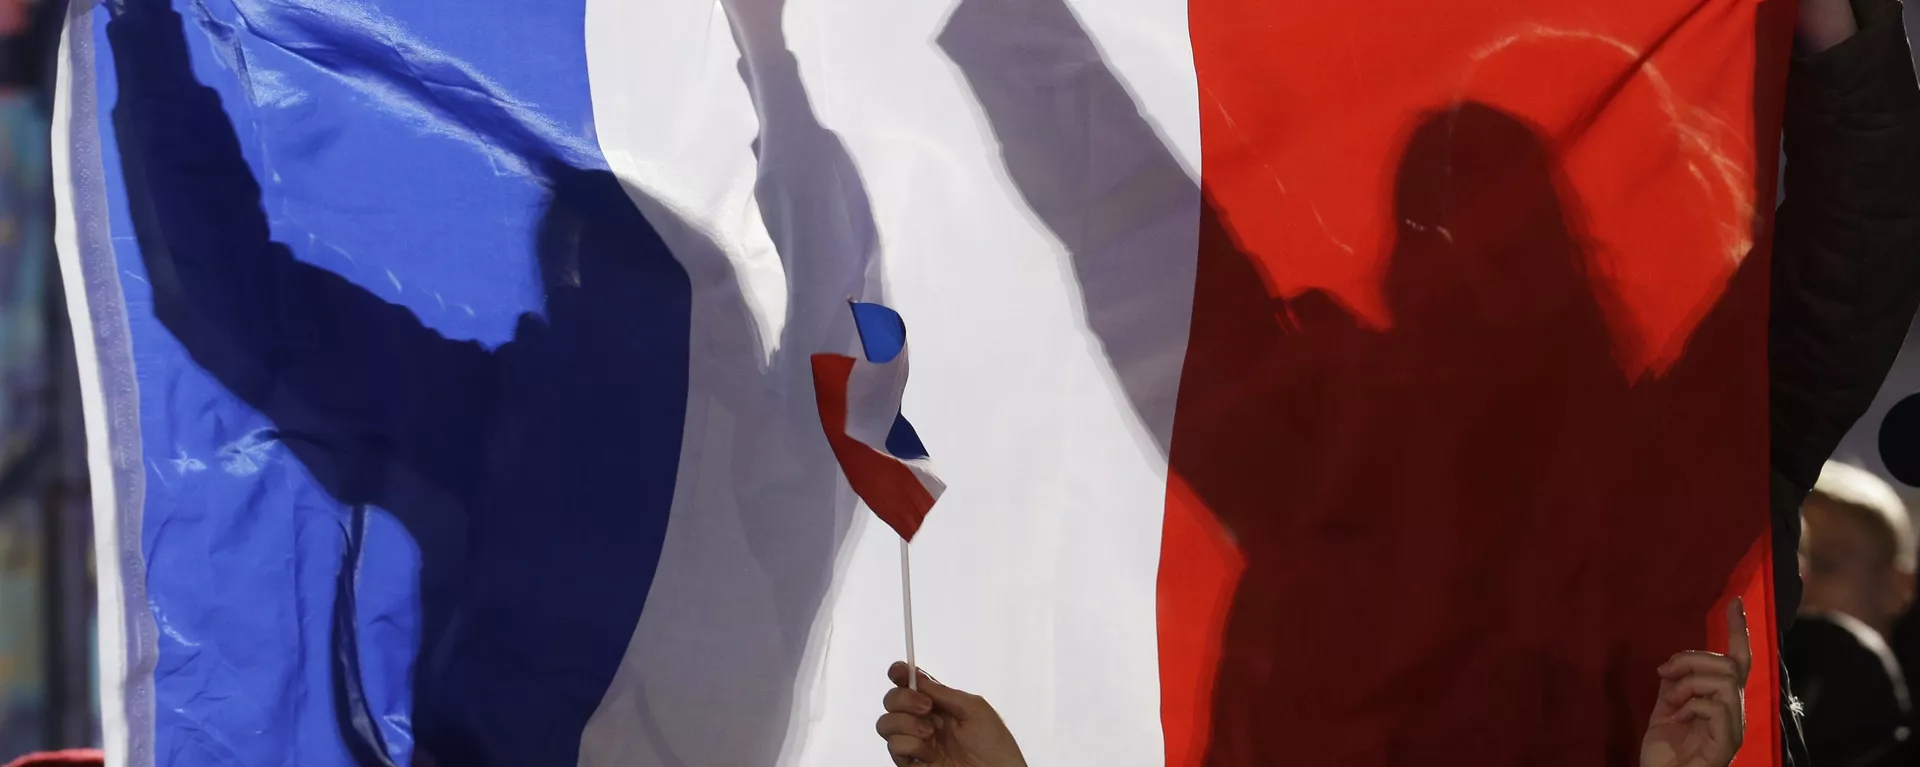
top-left (810, 354), bottom-right (937, 540)
top-left (4, 750), bottom-right (106, 767)
top-left (1159, 0), bottom-right (1793, 764)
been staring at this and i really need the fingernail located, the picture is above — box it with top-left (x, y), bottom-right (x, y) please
top-left (914, 696), bottom-right (932, 715)
top-left (915, 722), bottom-right (934, 738)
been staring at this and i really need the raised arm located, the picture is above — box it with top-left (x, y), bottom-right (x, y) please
top-left (106, 1), bottom-right (492, 498)
top-left (1770, 0), bottom-right (1920, 503)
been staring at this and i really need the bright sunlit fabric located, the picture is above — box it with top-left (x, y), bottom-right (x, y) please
top-left (56, 0), bottom-right (1787, 764)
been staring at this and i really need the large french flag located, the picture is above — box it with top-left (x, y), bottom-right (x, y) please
top-left (58, 0), bottom-right (1784, 765)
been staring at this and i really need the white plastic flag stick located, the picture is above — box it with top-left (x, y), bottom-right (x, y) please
top-left (901, 537), bottom-right (918, 691)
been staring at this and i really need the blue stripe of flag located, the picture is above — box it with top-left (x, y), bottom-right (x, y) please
top-left (91, 1), bottom-right (690, 764)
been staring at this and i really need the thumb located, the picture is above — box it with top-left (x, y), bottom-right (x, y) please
top-left (890, 662), bottom-right (992, 720)
top-left (1726, 597), bottom-right (1752, 685)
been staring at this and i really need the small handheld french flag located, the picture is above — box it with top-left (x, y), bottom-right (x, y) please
top-left (811, 301), bottom-right (946, 540)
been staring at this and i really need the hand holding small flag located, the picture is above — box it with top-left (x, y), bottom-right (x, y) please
top-left (810, 300), bottom-right (944, 540)
top-left (813, 300), bottom-right (946, 690)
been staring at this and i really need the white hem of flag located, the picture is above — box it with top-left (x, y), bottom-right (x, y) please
top-left (55, 4), bottom-right (158, 765)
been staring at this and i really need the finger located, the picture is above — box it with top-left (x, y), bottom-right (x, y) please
top-left (1674, 698), bottom-right (1739, 739)
top-left (1676, 698), bottom-right (1742, 751)
top-left (1659, 672), bottom-right (1740, 709)
top-left (876, 712), bottom-right (934, 740)
top-left (889, 662), bottom-right (992, 721)
top-left (1648, 678), bottom-right (1679, 720)
top-left (1658, 651), bottom-right (1741, 681)
top-left (1726, 597), bottom-right (1752, 685)
top-left (887, 662), bottom-right (944, 689)
top-left (887, 734), bottom-right (935, 765)
top-left (884, 687), bottom-right (934, 715)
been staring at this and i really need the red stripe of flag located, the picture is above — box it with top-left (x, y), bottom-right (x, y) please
top-left (811, 354), bottom-right (938, 540)
top-left (1162, 0), bottom-right (1792, 763)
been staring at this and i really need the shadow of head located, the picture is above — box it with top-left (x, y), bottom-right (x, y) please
top-left (1384, 101), bottom-right (1599, 338)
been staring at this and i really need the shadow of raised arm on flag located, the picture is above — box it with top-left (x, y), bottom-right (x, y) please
top-left (99, 2), bottom-right (788, 764)
top-left (936, 0), bottom-right (1235, 456)
top-left (723, 0), bottom-right (884, 353)
top-left (562, 4), bottom-right (881, 765)
top-left (936, 0), bottom-right (1770, 763)
top-left (721, 0), bottom-right (877, 621)
top-left (106, 4), bottom-right (477, 757)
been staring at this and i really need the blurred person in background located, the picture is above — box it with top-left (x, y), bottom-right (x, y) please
top-left (0, 10), bottom-right (43, 750)
top-left (1799, 463), bottom-right (1915, 648)
top-left (1787, 461), bottom-right (1919, 767)
top-left (0, 0), bottom-right (60, 440)
top-left (0, 0), bottom-right (85, 759)
top-left (0, 0), bottom-right (60, 109)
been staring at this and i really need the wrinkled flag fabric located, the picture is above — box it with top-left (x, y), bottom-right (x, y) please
top-left (57, 0), bottom-right (1786, 764)
top-left (811, 301), bottom-right (943, 541)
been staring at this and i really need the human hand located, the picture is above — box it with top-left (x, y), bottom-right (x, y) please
top-left (1795, 0), bottom-right (1859, 53)
top-left (876, 662), bottom-right (1029, 767)
top-left (1640, 599), bottom-right (1751, 767)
